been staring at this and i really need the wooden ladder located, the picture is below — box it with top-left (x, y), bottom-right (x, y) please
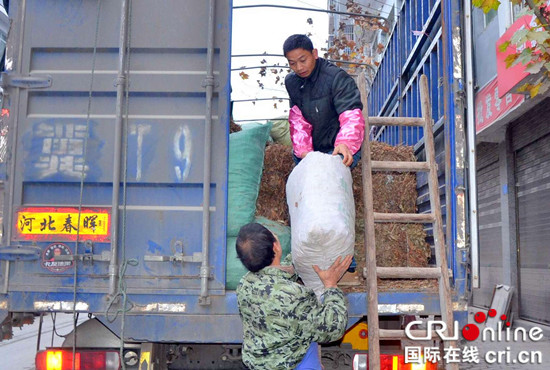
top-left (358, 74), bottom-right (458, 370)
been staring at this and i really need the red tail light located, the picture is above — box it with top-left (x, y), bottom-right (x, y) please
top-left (36, 349), bottom-right (120, 370)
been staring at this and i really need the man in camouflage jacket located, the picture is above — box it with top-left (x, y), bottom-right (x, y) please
top-left (235, 222), bottom-right (352, 369)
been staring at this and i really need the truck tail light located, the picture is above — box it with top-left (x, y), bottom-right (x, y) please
top-left (353, 353), bottom-right (438, 369)
top-left (36, 349), bottom-right (120, 370)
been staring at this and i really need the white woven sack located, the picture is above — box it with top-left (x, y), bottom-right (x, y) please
top-left (286, 152), bottom-right (355, 298)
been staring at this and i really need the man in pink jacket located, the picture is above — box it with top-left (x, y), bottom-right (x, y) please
top-left (283, 34), bottom-right (365, 169)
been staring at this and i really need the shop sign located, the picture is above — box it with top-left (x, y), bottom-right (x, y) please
top-left (475, 77), bottom-right (524, 133)
top-left (496, 1), bottom-right (550, 97)
top-left (496, 15), bottom-right (534, 97)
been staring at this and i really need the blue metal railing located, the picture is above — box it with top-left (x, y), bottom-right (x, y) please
top-left (367, 0), bottom-right (467, 313)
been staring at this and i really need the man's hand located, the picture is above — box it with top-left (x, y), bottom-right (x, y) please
top-left (312, 255), bottom-right (353, 289)
top-left (332, 143), bottom-right (353, 167)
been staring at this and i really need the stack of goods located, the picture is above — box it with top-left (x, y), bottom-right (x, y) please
top-left (225, 122), bottom-right (293, 290)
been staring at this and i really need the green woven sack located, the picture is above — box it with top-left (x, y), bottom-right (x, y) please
top-left (227, 122), bottom-right (272, 236)
top-left (268, 117), bottom-right (292, 147)
top-left (226, 217), bottom-right (292, 290)
top-left (226, 236), bottom-right (242, 290)
top-left (255, 216), bottom-right (292, 258)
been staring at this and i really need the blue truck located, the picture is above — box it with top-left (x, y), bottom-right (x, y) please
top-left (0, 0), bottom-right (472, 369)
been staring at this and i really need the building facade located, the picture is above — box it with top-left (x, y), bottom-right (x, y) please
top-left (472, 1), bottom-right (550, 326)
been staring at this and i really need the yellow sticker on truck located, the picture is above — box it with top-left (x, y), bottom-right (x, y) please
top-left (14, 207), bottom-right (110, 242)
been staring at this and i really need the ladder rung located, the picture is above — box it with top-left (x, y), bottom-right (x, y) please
top-left (377, 267), bottom-right (441, 279)
top-left (379, 329), bottom-right (428, 339)
top-left (373, 212), bottom-right (435, 223)
top-left (371, 160), bottom-right (430, 172)
top-left (368, 116), bottom-right (425, 127)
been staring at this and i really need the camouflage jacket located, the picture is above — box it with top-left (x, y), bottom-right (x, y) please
top-left (236, 266), bottom-right (348, 369)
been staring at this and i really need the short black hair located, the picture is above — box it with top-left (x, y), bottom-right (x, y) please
top-left (283, 34), bottom-right (314, 56)
top-left (236, 223), bottom-right (276, 273)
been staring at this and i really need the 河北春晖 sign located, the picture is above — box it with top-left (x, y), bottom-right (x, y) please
top-left (14, 207), bottom-right (110, 242)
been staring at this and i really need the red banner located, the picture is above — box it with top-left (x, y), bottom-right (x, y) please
top-left (475, 77), bottom-right (524, 133)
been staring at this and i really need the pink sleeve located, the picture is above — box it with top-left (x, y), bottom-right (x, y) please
top-left (288, 105), bottom-right (313, 158)
top-left (334, 108), bottom-right (365, 155)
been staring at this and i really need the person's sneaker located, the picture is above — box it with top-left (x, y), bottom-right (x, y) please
top-left (347, 256), bottom-right (357, 273)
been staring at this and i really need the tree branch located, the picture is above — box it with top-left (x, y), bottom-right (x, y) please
top-left (525, 0), bottom-right (550, 32)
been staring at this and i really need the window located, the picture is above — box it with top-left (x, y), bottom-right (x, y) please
top-left (343, 24), bottom-right (355, 54)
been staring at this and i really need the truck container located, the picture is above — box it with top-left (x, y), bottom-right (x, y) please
top-left (0, 0), bottom-right (471, 369)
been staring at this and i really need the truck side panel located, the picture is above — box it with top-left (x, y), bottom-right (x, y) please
top-left (1, 0), bottom-right (234, 342)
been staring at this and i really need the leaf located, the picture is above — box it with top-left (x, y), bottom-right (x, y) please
top-left (516, 83), bottom-right (529, 93)
top-left (515, 48), bottom-right (534, 66)
top-left (525, 61), bottom-right (545, 74)
top-left (510, 28), bottom-right (529, 46)
top-left (239, 71), bottom-right (249, 80)
top-left (527, 30), bottom-right (550, 45)
top-left (504, 53), bottom-right (519, 68)
top-left (529, 82), bottom-right (542, 97)
top-left (498, 40), bottom-right (511, 53)
top-left (472, 0), bottom-right (500, 13)
top-left (512, 6), bottom-right (532, 19)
